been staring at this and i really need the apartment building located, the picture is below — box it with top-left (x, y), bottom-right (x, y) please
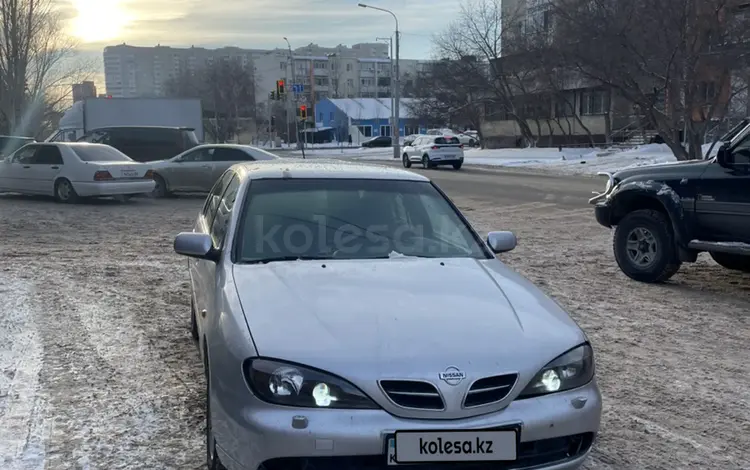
top-left (103, 43), bottom-right (428, 108)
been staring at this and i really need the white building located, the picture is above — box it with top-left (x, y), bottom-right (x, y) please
top-left (102, 43), bottom-right (431, 108)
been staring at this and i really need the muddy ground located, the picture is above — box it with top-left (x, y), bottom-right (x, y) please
top-left (0, 191), bottom-right (748, 470)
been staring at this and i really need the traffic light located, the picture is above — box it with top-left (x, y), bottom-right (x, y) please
top-left (276, 79), bottom-right (285, 96)
top-left (270, 91), bottom-right (276, 100)
top-left (271, 116), bottom-right (276, 128)
top-left (299, 105), bottom-right (307, 120)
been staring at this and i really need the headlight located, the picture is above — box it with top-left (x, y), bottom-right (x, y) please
top-left (517, 344), bottom-right (594, 399)
top-left (244, 358), bottom-right (379, 409)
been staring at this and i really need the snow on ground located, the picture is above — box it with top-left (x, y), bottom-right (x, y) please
top-left (286, 143), bottom-right (718, 176)
top-left (1, 191), bottom-right (749, 468)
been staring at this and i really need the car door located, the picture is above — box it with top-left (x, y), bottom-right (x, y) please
top-left (30, 145), bottom-right (65, 195)
top-left (694, 131), bottom-right (750, 242)
top-left (169, 147), bottom-right (214, 191)
top-left (191, 171), bottom-right (238, 340)
top-left (2, 144), bottom-right (40, 193)
top-left (209, 148), bottom-right (251, 189)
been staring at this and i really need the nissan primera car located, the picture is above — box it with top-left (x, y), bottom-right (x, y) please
top-left (173, 160), bottom-right (601, 470)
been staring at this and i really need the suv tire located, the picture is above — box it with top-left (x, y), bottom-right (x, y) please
top-left (613, 209), bottom-right (681, 283)
top-left (710, 252), bottom-right (750, 273)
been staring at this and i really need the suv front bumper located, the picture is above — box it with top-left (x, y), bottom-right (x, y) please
top-left (593, 203), bottom-right (612, 228)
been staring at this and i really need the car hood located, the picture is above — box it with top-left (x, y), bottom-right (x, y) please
top-left (613, 158), bottom-right (711, 181)
top-left (233, 257), bottom-right (585, 383)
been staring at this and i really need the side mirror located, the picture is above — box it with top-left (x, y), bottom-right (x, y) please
top-left (487, 231), bottom-right (517, 254)
top-left (174, 232), bottom-right (218, 261)
top-left (716, 144), bottom-right (731, 167)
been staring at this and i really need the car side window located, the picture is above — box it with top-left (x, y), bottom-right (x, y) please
top-left (202, 171), bottom-right (235, 228)
top-left (35, 145), bottom-right (64, 165)
top-left (13, 145), bottom-right (39, 163)
top-left (83, 130), bottom-right (111, 145)
top-left (210, 175), bottom-right (240, 248)
top-left (212, 148), bottom-right (251, 162)
top-left (181, 148), bottom-right (211, 162)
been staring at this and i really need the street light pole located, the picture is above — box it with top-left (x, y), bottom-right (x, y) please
top-left (283, 37), bottom-right (301, 153)
top-left (359, 3), bottom-right (400, 160)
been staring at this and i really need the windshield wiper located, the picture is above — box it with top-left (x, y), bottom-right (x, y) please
top-left (240, 255), bottom-right (333, 264)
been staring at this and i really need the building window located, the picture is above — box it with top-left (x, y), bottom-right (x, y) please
top-left (330, 112), bottom-right (334, 120)
top-left (314, 61), bottom-right (327, 69)
top-left (346, 63), bottom-right (352, 72)
top-left (314, 77), bottom-right (327, 86)
top-left (357, 125), bottom-right (373, 137)
top-left (580, 89), bottom-right (610, 115)
top-left (554, 92), bottom-right (576, 117)
top-left (380, 125), bottom-right (392, 137)
top-left (361, 78), bottom-right (374, 87)
top-left (404, 125), bottom-right (419, 135)
top-left (280, 62), bottom-right (286, 70)
top-left (347, 79), bottom-right (354, 87)
top-left (319, 112), bottom-right (323, 121)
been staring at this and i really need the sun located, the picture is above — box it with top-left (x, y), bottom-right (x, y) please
top-left (71, 0), bottom-right (132, 43)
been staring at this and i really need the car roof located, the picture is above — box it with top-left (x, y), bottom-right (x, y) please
top-left (233, 159), bottom-right (430, 182)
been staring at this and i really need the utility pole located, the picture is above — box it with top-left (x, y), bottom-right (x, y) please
top-left (359, 3), bottom-right (400, 159)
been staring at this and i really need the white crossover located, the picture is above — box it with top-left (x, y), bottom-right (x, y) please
top-left (0, 142), bottom-right (155, 202)
top-left (402, 135), bottom-right (465, 170)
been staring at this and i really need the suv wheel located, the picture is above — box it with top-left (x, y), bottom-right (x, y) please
top-left (613, 209), bottom-right (681, 283)
top-left (422, 155), bottom-right (432, 169)
top-left (710, 252), bottom-right (750, 273)
top-left (402, 153), bottom-right (412, 168)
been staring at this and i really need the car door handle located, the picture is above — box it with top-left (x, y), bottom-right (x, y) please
top-left (22, 165), bottom-right (30, 168)
top-left (50, 166), bottom-right (59, 169)
top-left (201, 165), bottom-right (211, 169)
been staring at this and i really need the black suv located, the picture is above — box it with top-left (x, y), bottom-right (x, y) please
top-left (77, 126), bottom-right (200, 162)
top-left (590, 119), bottom-right (750, 283)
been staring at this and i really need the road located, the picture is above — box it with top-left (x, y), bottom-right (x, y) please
top-left (372, 161), bottom-right (601, 209)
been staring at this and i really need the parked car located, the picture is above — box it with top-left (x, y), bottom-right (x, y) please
top-left (149, 144), bottom-right (279, 197)
top-left (76, 125), bottom-right (200, 162)
top-left (403, 134), bottom-right (422, 146)
top-left (589, 118), bottom-right (750, 282)
top-left (402, 135), bottom-right (465, 169)
top-left (361, 135), bottom-right (392, 148)
top-left (174, 159), bottom-right (601, 470)
top-left (0, 142), bottom-right (155, 203)
top-left (456, 132), bottom-right (479, 147)
top-left (0, 135), bottom-right (35, 158)
top-left (426, 128), bottom-right (455, 136)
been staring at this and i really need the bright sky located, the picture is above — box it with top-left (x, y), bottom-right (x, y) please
top-left (63, 0), bottom-right (461, 59)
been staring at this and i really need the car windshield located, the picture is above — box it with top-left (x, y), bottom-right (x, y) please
top-left (235, 178), bottom-right (488, 263)
top-left (72, 144), bottom-right (133, 162)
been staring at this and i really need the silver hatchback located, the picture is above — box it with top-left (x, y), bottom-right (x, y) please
top-left (174, 160), bottom-right (601, 470)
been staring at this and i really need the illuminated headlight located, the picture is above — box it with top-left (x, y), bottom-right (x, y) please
top-left (517, 344), bottom-right (595, 399)
top-left (245, 358), bottom-right (379, 409)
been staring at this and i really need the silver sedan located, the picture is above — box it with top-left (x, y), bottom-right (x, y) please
top-left (174, 160), bottom-right (602, 470)
top-left (149, 144), bottom-right (279, 197)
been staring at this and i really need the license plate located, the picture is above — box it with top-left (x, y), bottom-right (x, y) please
top-left (122, 170), bottom-right (138, 177)
top-left (388, 430), bottom-right (517, 464)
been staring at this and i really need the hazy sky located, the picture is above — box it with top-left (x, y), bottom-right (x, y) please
top-left (63, 0), bottom-right (461, 59)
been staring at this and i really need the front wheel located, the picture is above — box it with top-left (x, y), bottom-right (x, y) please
top-left (402, 153), bottom-right (412, 168)
top-left (205, 352), bottom-right (227, 470)
top-left (710, 252), bottom-right (750, 273)
top-left (613, 209), bottom-right (681, 283)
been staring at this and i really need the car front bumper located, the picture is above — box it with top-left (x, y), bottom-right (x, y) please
top-left (214, 380), bottom-right (602, 470)
top-left (593, 203), bottom-right (613, 228)
top-left (73, 180), bottom-right (156, 197)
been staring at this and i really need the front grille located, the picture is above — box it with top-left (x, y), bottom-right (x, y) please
top-left (463, 373), bottom-right (518, 407)
top-left (259, 432), bottom-right (595, 470)
top-left (379, 380), bottom-right (444, 410)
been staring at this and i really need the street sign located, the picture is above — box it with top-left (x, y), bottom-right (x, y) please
top-left (292, 84), bottom-right (304, 93)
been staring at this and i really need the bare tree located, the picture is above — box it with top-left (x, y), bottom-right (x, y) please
top-left (551, 0), bottom-right (750, 159)
top-left (0, 0), bottom-right (93, 136)
top-left (165, 58), bottom-right (257, 143)
top-left (434, 0), bottom-right (538, 145)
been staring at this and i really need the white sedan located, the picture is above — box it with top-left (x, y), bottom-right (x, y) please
top-left (0, 142), bottom-right (155, 203)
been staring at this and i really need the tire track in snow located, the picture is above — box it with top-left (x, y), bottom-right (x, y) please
top-left (0, 274), bottom-right (48, 470)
